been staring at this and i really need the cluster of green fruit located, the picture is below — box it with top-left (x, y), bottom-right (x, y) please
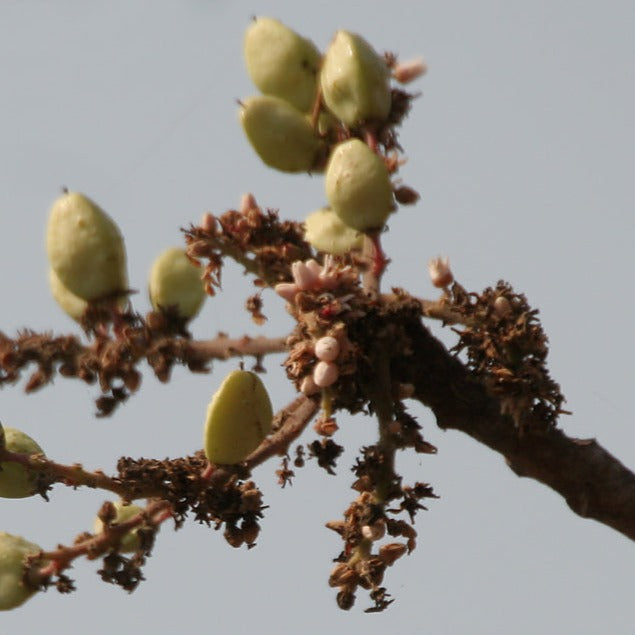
top-left (46, 191), bottom-right (207, 323)
top-left (241, 17), bottom-right (407, 247)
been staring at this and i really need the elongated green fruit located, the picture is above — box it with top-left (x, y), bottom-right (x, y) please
top-left (0, 533), bottom-right (41, 610)
top-left (203, 370), bottom-right (273, 465)
top-left (240, 95), bottom-right (324, 173)
top-left (304, 207), bottom-right (363, 255)
top-left (0, 428), bottom-right (44, 499)
top-left (244, 17), bottom-right (321, 113)
top-left (325, 139), bottom-right (394, 231)
top-left (48, 268), bottom-right (88, 321)
top-left (320, 30), bottom-right (391, 126)
top-left (149, 247), bottom-right (205, 320)
top-left (46, 191), bottom-right (128, 302)
top-left (93, 501), bottom-right (144, 553)
top-left (49, 268), bottom-right (127, 322)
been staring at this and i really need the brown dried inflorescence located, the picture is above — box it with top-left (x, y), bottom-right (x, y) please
top-left (447, 280), bottom-right (566, 430)
top-left (116, 452), bottom-right (265, 548)
top-left (0, 309), bottom-right (211, 416)
top-left (184, 200), bottom-right (313, 294)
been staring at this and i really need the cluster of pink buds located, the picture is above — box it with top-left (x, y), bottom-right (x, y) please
top-left (300, 335), bottom-right (341, 395)
top-left (275, 256), bottom-right (352, 303)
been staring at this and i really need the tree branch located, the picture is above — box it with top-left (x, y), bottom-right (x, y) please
top-left (400, 318), bottom-right (635, 541)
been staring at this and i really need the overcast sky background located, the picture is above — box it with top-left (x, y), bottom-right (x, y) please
top-left (1, 1), bottom-right (634, 633)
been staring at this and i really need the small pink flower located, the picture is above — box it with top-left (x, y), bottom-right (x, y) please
top-left (428, 256), bottom-right (454, 289)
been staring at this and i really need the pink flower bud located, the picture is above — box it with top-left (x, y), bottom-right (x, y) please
top-left (291, 261), bottom-right (320, 291)
top-left (274, 282), bottom-right (299, 302)
top-left (239, 193), bottom-right (258, 214)
top-left (200, 212), bottom-right (215, 233)
top-left (314, 336), bottom-right (340, 362)
top-left (428, 256), bottom-right (454, 289)
top-left (392, 57), bottom-right (428, 83)
top-left (305, 259), bottom-right (322, 278)
top-left (313, 360), bottom-right (339, 388)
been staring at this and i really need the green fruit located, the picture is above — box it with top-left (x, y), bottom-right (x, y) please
top-left (0, 428), bottom-right (44, 499)
top-left (49, 268), bottom-right (127, 322)
top-left (93, 501), bottom-right (144, 553)
top-left (0, 532), bottom-right (41, 611)
top-left (325, 139), bottom-right (394, 231)
top-left (244, 17), bottom-right (321, 112)
top-left (149, 247), bottom-right (206, 319)
top-left (240, 95), bottom-right (324, 173)
top-left (46, 191), bottom-right (128, 302)
top-left (304, 207), bottom-right (363, 255)
top-left (49, 268), bottom-right (88, 322)
top-left (203, 370), bottom-right (273, 465)
top-left (320, 30), bottom-right (391, 126)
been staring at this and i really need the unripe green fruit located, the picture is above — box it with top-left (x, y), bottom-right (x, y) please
top-left (149, 247), bottom-right (206, 319)
top-left (0, 428), bottom-right (44, 499)
top-left (244, 17), bottom-right (321, 113)
top-left (46, 191), bottom-right (128, 302)
top-left (325, 139), bottom-right (394, 231)
top-left (93, 501), bottom-right (144, 553)
top-left (0, 532), bottom-right (41, 611)
top-left (304, 207), bottom-right (363, 255)
top-left (320, 30), bottom-right (391, 126)
top-left (49, 268), bottom-right (127, 322)
top-left (48, 268), bottom-right (88, 322)
top-left (240, 95), bottom-right (324, 173)
top-left (203, 370), bottom-right (273, 465)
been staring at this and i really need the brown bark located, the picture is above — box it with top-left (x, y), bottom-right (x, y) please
top-left (402, 320), bottom-right (635, 541)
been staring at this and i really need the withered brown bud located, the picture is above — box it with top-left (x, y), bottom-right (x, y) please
top-left (379, 542), bottom-right (408, 566)
top-left (493, 295), bottom-right (513, 318)
top-left (336, 589), bottom-right (356, 611)
top-left (329, 563), bottom-right (358, 587)
top-left (325, 520), bottom-right (346, 536)
top-left (393, 185), bottom-right (420, 205)
top-left (223, 524), bottom-right (244, 549)
top-left (241, 519), bottom-right (260, 546)
top-left (313, 417), bottom-right (339, 437)
top-left (240, 488), bottom-right (263, 514)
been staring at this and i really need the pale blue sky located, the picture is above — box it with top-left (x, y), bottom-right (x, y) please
top-left (1, 1), bottom-right (634, 633)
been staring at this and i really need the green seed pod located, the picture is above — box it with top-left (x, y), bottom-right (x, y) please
top-left (0, 428), bottom-right (44, 499)
top-left (203, 370), bottom-right (273, 465)
top-left (244, 17), bottom-right (321, 113)
top-left (240, 95), bottom-right (324, 173)
top-left (325, 139), bottom-right (394, 231)
top-left (93, 501), bottom-right (144, 553)
top-left (46, 191), bottom-right (128, 302)
top-left (149, 247), bottom-right (206, 320)
top-left (304, 207), bottom-right (363, 255)
top-left (0, 532), bottom-right (42, 611)
top-left (320, 30), bottom-right (391, 126)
